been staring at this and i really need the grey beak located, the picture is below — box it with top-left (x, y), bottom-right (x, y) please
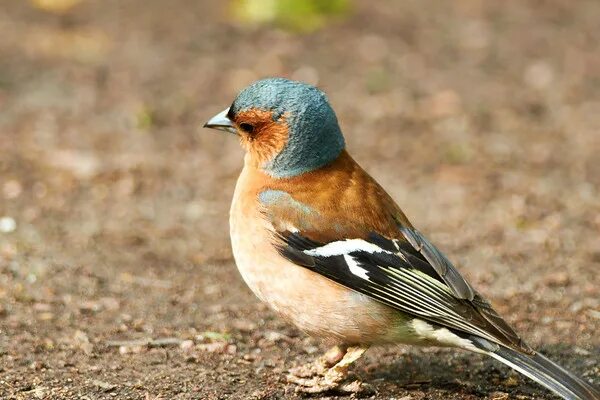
top-left (204, 108), bottom-right (236, 134)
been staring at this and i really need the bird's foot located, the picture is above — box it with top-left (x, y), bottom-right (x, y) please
top-left (287, 345), bottom-right (372, 395)
top-left (288, 345), bottom-right (347, 378)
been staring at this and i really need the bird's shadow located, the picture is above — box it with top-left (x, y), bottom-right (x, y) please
top-left (357, 344), bottom-right (599, 399)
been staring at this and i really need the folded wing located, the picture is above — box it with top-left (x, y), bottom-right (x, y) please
top-left (275, 229), bottom-right (531, 354)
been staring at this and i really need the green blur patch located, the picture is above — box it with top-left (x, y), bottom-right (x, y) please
top-left (230, 0), bottom-right (351, 33)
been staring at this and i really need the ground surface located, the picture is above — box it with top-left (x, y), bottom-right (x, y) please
top-left (1, 1), bottom-right (599, 399)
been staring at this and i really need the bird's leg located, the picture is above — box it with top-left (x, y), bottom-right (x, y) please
top-left (288, 344), bottom-right (348, 378)
top-left (287, 345), bottom-right (371, 394)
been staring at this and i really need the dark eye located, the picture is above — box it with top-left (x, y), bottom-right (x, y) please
top-left (239, 122), bottom-right (255, 134)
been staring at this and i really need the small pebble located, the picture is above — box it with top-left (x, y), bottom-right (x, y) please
top-left (92, 379), bottom-right (116, 392)
top-left (0, 217), bottom-right (16, 233)
top-left (262, 331), bottom-right (288, 342)
top-left (303, 345), bottom-right (319, 354)
top-left (119, 345), bottom-right (145, 354)
top-left (180, 340), bottom-right (194, 352)
top-left (197, 342), bottom-right (227, 353)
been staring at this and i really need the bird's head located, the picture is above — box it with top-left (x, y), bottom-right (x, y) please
top-left (204, 78), bottom-right (345, 178)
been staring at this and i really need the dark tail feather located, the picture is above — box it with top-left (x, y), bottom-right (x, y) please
top-left (487, 345), bottom-right (599, 400)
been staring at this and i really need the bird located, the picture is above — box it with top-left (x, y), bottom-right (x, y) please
top-left (203, 77), bottom-right (599, 399)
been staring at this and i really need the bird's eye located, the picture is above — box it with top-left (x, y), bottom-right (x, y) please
top-left (239, 122), bottom-right (255, 134)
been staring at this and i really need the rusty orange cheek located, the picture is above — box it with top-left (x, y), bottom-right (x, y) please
top-left (236, 109), bottom-right (290, 167)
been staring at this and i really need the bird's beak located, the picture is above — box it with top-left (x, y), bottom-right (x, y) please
top-left (203, 108), bottom-right (237, 134)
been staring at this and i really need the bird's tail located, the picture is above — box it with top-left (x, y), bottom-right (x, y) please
top-left (473, 337), bottom-right (599, 400)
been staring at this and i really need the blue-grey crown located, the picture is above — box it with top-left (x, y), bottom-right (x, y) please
top-left (231, 78), bottom-right (345, 178)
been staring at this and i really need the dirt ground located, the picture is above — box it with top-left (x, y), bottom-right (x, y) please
top-left (1, 1), bottom-right (599, 399)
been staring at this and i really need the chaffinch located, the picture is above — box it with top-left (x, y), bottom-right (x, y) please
top-left (204, 78), bottom-right (599, 399)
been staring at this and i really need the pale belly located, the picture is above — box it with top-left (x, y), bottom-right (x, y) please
top-left (229, 178), bottom-right (409, 344)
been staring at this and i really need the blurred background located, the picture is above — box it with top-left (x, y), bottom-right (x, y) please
top-left (0, 1), bottom-right (599, 399)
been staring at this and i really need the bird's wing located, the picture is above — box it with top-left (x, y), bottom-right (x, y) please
top-left (269, 222), bottom-right (530, 354)
top-left (275, 227), bottom-right (529, 352)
